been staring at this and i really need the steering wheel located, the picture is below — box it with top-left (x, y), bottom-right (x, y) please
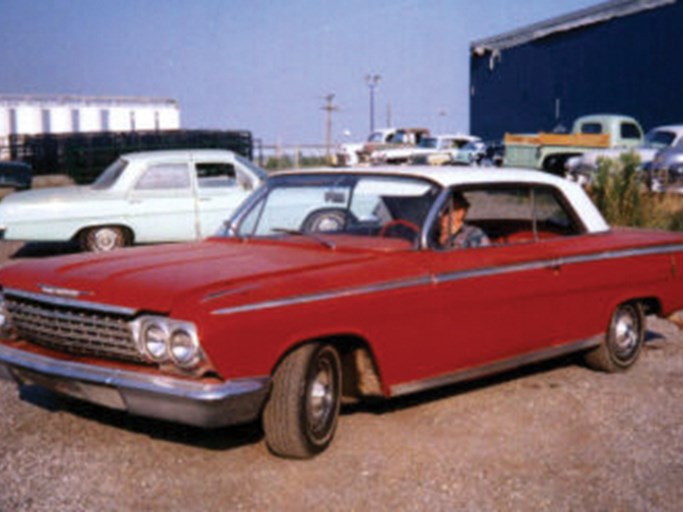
top-left (379, 219), bottom-right (420, 238)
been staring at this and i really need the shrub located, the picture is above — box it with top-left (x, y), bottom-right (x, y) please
top-left (589, 153), bottom-right (645, 227)
top-left (588, 153), bottom-right (683, 231)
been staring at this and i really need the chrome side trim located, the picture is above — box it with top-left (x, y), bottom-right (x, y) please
top-left (211, 275), bottom-right (434, 316)
top-left (390, 336), bottom-right (603, 397)
top-left (211, 243), bottom-right (683, 316)
top-left (0, 344), bottom-right (270, 428)
top-left (4, 288), bottom-right (137, 317)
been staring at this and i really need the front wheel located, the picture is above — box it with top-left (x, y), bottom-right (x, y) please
top-left (584, 302), bottom-right (645, 372)
top-left (263, 343), bottom-right (342, 459)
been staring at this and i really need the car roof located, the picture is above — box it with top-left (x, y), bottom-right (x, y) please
top-left (276, 165), bottom-right (566, 188)
top-left (120, 149), bottom-right (239, 161)
top-left (649, 125), bottom-right (683, 135)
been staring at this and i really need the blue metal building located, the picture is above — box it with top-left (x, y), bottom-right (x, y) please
top-left (469, 0), bottom-right (683, 140)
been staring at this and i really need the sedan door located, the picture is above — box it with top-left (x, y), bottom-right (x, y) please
top-left (126, 162), bottom-right (198, 242)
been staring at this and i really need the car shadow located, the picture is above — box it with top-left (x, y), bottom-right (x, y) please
top-left (10, 241), bottom-right (81, 258)
top-left (17, 385), bottom-right (264, 452)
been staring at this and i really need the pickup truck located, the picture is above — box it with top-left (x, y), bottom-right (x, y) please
top-left (504, 114), bottom-right (644, 175)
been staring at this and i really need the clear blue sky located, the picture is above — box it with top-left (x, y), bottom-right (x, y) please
top-left (0, 0), bottom-right (599, 145)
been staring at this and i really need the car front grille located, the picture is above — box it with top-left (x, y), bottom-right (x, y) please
top-left (5, 291), bottom-right (145, 363)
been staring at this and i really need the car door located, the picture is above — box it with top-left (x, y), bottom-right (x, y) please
top-left (193, 159), bottom-right (256, 238)
top-left (412, 185), bottom-right (584, 381)
top-left (126, 161), bottom-right (198, 242)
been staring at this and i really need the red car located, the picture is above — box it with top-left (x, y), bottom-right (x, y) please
top-left (1, 167), bottom-right (682, 458)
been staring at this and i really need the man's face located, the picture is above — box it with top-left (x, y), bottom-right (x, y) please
top-left (440, 205), bottom-right (467, 233)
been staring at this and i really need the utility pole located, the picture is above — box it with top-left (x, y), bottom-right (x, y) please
top-left (322, 93), bottom-right (339, 163)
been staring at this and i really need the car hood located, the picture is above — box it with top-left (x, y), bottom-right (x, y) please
top-left (0, 238), bottom-right (405, 314)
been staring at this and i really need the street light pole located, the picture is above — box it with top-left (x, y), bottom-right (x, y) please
top-left (365, 74), bottom-right (381, 133)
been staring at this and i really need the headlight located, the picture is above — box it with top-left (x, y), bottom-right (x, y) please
top-left (169, 327), bottom-right (200, 368)
top-left (135, 316), bottom-right (205, 372)
top-left (142, 322), bottom-right (168, 361)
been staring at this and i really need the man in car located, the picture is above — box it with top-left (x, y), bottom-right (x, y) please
top-left (437, 191), bottom-right (490, 249)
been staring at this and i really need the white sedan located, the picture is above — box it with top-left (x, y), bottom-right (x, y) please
top-left (0, 149), bottom-right (266, 251)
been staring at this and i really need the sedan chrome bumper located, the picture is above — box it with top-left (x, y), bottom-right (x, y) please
top-left (0, 344), bottom-right (270, 428)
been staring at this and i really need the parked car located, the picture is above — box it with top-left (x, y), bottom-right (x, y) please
top-left (0, 161), bottom-right (32, 191)
top-left (372, 134), bottom-right (479, 165)
top-left (644, 143), bottom-right (683, 192)
top-left (450, 140), bottom-right (488, 165)
top-left (2, 166), bottom-right (683, 458)
top-left (567, 124), bottom-right (683, 183)
top-left (359, 127), bottom-right (430, 164)
top-left (336, 128), bottom-right (396, 166)
top-left (0, 149), bottom-right (267, 251)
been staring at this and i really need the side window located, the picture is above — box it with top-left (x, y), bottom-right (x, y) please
top-left (135, 164), bottom-right (191, 190)
top-left (621, 122), bottom-right (642, 140)
top-left (431, 185), bottom-right (582, 249)
top-left (196, 163), bottom-right (237, 188)
top-left (580, 122), bottom-right (603, 134)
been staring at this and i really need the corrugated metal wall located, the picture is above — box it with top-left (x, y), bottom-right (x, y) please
top-left (470, 1), bottom-right (683, 140)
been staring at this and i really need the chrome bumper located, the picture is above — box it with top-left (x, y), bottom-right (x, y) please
top-left (0, 344), bottom-right (270, 428)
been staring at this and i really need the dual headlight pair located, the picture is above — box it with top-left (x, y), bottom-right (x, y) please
top-left (134, 316), bottom-right (205, 371)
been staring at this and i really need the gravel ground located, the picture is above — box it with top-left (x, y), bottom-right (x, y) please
top-left (1, 241), bottom-right (682, 511)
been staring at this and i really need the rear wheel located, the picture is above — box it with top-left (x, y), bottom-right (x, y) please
top-left (584, 302), bottom-right (644, 372)
top-left (79, 226), bottom-right (128, 252)
top-left (263, 343), bottom-right (342, 459)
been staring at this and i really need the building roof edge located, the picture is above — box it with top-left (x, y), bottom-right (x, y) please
top-left (471, 0), bottom-right (676, 54)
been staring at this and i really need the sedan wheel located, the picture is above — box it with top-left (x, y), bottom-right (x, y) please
top-left (584, 302), bottom-right (644, 372)
top-left (263, 343), bottom-right (341, 458)
top-left (80, 226), bottom-right (127, 252)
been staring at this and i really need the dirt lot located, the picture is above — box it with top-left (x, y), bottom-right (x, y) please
top-left (1, 241), bottom-right (683, 511)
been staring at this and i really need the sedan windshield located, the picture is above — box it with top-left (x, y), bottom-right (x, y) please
top-left (231, 173), bottom-right (440, 246)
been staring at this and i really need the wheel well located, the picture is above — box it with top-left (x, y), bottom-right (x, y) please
top-left (276, 335), bottom-right (385, 401)
top-left (631, 297), bottom-right (662, 316)
top-left (74, 225), bottom-right (135, 245)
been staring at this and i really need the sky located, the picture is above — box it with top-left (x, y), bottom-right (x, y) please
top-left (0, 0), bottom-right (600, 146)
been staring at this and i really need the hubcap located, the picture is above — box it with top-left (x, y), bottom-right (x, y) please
top-left (93, 228), bottom-right (120, 251)
top-left (307, 356), bottom-right (336, 439)
top-left (612, 308), bottom-right (639, 360)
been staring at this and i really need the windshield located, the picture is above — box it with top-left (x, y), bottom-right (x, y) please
top-left (231, 173), bottom-right (440, 247)
top-left (368, 131), bottom-right (389, 143)
top-left (643, 129), bottom-right (677, 149)
top-left (91, 158), bottom-right (127, 189)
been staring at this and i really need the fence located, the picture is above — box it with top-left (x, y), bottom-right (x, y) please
top-left (253, 141), bottom-right (337, 171)
top-left (2, 129), bottom-right (253, 184)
